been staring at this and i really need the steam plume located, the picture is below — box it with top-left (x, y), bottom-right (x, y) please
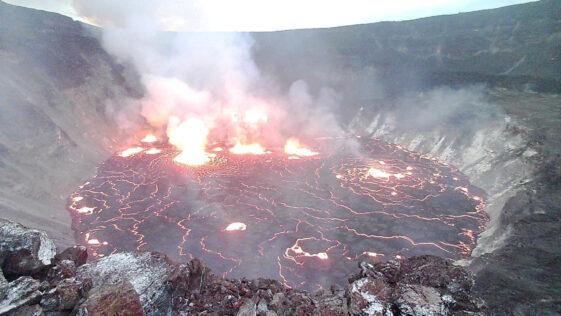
top-left (72, 0), bottom-right (348, 156)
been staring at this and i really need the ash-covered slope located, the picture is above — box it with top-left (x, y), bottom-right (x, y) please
top-left (0, 1), bottom-right (141, 247)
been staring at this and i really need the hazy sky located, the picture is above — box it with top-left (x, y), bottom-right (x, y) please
top-left (5, 0), bottom-right (537, 31)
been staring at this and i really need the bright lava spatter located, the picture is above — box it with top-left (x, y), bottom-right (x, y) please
top-left (68, 137), bottom-right (487, 291)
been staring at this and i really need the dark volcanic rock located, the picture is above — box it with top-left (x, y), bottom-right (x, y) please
top-left (394, 283), bottom-right (448, 316)
top-left (76, 252), bottom-right (176, 315)
top-left (351, 255), bottom-right (484, 315)
top-left (348, 277), bottom-right (392, 315)
top-left (399, 255), bottom-right (473, 293)
top-left (0, 276), bottom-right (41, 315)
top-left (0, 219), bottom-right (57, 276)
top-left (5, 304), bottom-right (44, 316)
top-left (40, 277), bottom-right (88, 312)
top-left (45, 260), bottom-right (77, 284)
top-left (0, 268), bottom-right (7, 300)
top-left (470, 183), bottom-right (561, 315)
top-left (75, 281), bottom-right (144, 316)
top-left (55, 246), bottom-right (87, 267)
top-left (314, 285), bottom-right (349, 315)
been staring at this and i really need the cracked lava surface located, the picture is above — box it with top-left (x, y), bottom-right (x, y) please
top-left (68, 137), bottom-right (487, 291)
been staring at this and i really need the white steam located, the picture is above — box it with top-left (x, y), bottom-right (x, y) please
top-left (71, 0), bottom-right (348, 153)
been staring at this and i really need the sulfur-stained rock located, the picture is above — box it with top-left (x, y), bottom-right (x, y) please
top-left (74, 281), bottom-right (145, 316)
top-left (55, 246), bottom-right (88, 267)
top-left (0, 276), bottom-right (41, 315)
top-left (0, 219), bottom-right (57, 276)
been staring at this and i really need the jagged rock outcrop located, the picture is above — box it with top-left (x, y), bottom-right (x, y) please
top-left (0, 218), bottom-right (56, 276)
top-left (0, 218), bottom-right (485, 315)
top-left (75, 281), bottom-right (145, 316)
top-left (0, 268), bottom-right (7, 298)
top-left (55, 245), bottom-right (88, 267)
top-left (76, 252), bottom-right (176, 315)
top-left (0, 276), bottom-right (42, 315)
top-left (40, 277), bottom-right (86, 312)
top-left (347, 256), bottom-right (484, 316)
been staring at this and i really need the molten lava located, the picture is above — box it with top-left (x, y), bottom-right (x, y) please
top-left (284, 138), bottom-right (318, 157)
top-left (167, 117), bottom-right (212, 166)
top-left (119, 147), bottom-right (144, 157)
top-left (145, 148), bottom-right (162, 155)
top-left (68, 136), bottom-right (487, 291)
top-left (367, 167), bottom-right (391, 179)
top-left (225, 222), bottom-right (247, 231)
top-left (229, 140), bottom-right (267, 155)
top-left (242, 109), bottom-right (268, 125)
top-left (141, 134), bottom-right (158, 143)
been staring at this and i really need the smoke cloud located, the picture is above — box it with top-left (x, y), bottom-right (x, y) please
top-left (72, 0), bottom-right (496, 157)
top-left (71, 0), bottom-right (350, 157)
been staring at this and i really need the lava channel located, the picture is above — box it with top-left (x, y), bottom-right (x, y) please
top-left (68, 136), bottom-right (487, 291)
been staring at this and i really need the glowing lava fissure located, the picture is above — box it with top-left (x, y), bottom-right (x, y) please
top-left (68, 137), bottom-right (487, 291)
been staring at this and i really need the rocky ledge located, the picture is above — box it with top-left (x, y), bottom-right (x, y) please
top-left (0, 218), bottom-right (485, 315)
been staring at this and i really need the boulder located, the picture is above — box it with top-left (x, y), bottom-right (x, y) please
top-left (46, 260), bottom-right (76, 283)
top-left (74, 281), bottom-right (144, 316)
top-left (314, 285), bottom-right (349, 315)
top-left (0, 276), bottom-right (41, 314)
top-left (394, 284), bottom-right (448, 316)
top-left (348, 277), bottom-right (393, 316)
top-left (76, 252), bottom-right (176, 315)
top-left (55, 246), bottom-right (88, 267)
top-left (40, 277), bottom-right (88, 311)
top-left (5, 304), bottom-right (44, 316)
top-left (398, 255), bottom-right (472, 291)
top-left (0, 219), bottom-right (57, 276)
top-left (0, 268), bottom-right (7, 300)
top-left (237, 298), bottom-right (257, 316)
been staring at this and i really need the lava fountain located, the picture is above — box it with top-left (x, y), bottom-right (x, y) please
top-left (68, 136), bottom-right (487, 291)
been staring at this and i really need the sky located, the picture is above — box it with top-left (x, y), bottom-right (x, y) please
top-left (5, 0), bottom-right (537, 31)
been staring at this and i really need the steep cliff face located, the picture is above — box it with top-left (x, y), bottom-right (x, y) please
top-left (0, 1), bottom-right (141, 247)
top-left (346, 88), bottom-right (561, 313)
top-left (348, 89), bottom-right (559, 254)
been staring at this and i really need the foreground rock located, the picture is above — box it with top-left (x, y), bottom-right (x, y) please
top-left (0, 277), bottom-right (41, 315)
top-left (0, 218), bottom-right (485, 315)
top-left (75, 281), bottom-right (145, 316)
top-left (0, 218), bottom-right (56, 276)
top-left (76, 252), bottom-right (176, 315)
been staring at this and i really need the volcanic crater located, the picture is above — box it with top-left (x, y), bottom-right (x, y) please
top-left (68, 136), bottom-right (486, 291)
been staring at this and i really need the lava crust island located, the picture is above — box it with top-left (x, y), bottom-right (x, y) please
top-left (68, 136), bottom-right (486, 291)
